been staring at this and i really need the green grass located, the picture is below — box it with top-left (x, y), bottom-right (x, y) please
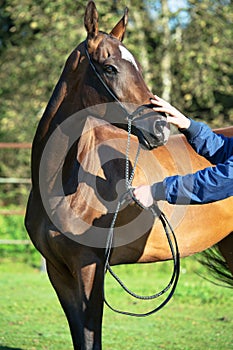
top-left (0, 258), bottom-right (232, 350)
top-left (0, 212), bottom-right (40, 267)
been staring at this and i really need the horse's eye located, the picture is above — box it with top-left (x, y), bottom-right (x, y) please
top-left (104, 65), bottom-right (117, 75)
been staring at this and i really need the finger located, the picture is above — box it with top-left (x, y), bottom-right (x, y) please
top-left (150, 96), bottom-right (162, 104)
top-left (152, 94), bottom-right (162, 101)
top-left (151, 100), bottom-right (164, 108)
top-left (153, 95), bottom-right (169, 105)
top-left (152, 107), bottom-right (169, 113)
top-left (167, 116), bottom-right (179, 123)
top-left (151, 97), bottom-right (172, 109)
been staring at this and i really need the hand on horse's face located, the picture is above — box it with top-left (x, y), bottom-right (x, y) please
top-left (151, 95), bottom-right (191, 130)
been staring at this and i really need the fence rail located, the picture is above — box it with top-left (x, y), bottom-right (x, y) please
top-left (0, 142), bottom-right (31, 212)
top-left (0, 239), bottom-right (31, 245)
top-left (0, 142), bottom-right (46, 270)
top-left (0, 142), bottom-right (31, 243)
top-left (0, 142), bottom-right (32, 149)
top-left (0, 177), bottom-right (31, 184)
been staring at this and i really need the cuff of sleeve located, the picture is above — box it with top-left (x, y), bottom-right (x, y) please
top-left (178, 119), bottom-right (201, 139)
top-left (151, 181), bottom-right (166, 201)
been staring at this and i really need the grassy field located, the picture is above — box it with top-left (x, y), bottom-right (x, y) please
top-left (0, 257), bottom-right (232, 350)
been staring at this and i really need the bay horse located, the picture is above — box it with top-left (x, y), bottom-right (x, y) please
top-left (25, 1), bottom-right (233, 349)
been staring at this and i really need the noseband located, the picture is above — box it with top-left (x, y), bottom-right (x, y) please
top-left (85, 41), bottom-right (180, 317)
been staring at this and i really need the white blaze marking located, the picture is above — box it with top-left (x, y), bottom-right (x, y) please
top-left (119, 45), bottom-right (139, 71)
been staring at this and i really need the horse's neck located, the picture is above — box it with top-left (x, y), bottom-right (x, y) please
top-left (31, 88), bottom-right (89, 188)
top-left (31, 115), bottom-right (112, 192)
top-left (31, 106), bottom-right (86, 189)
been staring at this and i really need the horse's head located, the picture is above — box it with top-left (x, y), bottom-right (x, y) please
top-left (39, 1), bottom-right (169, 151)
top-left (81, 1), bottom-right (169, 150)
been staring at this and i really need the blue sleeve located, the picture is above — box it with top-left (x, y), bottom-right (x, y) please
top-left (181, 119), bottom-right (233, 164)
top-left (163, 156), bottom-right (233, 204)
top-left (152, 120), bottom-right (233, 204)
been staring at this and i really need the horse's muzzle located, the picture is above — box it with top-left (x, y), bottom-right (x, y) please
top-left (131, 108), bottom-right (170, 150)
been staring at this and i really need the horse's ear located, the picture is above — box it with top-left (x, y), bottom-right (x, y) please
top-left (84, 1), bottom-right (99, 38)
top-left (110, 7), bottom-right (129, 42)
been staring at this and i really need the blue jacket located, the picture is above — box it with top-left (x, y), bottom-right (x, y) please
top-left (152, 119), bottom-right (233, 204)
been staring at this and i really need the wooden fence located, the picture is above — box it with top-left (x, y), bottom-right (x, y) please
top-left (0, 142), bottom-right (31, 243)
top-left (0, 142), bottom-right (47, 270)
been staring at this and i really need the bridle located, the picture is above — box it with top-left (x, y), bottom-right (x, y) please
top-left (85, 41), bottom-right (180, 317)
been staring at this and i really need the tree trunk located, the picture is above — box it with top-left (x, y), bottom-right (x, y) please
top-left (160, 0), bottom-right (172, 101)
top-left (131, 8), bottom-right (153, 86)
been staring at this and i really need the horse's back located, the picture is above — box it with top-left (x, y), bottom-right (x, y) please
top-left (214, 125), bottom-right (233, 137)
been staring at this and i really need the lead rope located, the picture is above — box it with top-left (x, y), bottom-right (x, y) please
top-left (103, 117), bottom-right (180, 317)
top-left (104, 116), bottom-right (140, 275)
top-left (125, 116), bottom-right (141, 189)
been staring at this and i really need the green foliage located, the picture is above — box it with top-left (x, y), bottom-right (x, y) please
top-left (0, 0), bottom-right (85, 142)
top-left (1, 0), bottom-right (232, 145)
top-left (172, 0), bottom-right (233, 125)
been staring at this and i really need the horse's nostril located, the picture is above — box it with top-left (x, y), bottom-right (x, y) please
top-left (157, 120), bottom-right (167, 127)
top-left (154, 120), bottom-right (167, 134)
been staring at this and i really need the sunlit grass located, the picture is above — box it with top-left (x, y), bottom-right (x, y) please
top-left (0, 258), bottom-right (232, 350)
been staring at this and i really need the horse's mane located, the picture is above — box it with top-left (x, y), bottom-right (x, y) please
top-left (38, 43), bottom-right (84, 139)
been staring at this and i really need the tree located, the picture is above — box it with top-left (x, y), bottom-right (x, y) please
top-left (170, 0), bottom-right (233, 125)
top-left (160, 0), bottom-right (172, 101)
top-left (0, 0), bottom-right (232, 205)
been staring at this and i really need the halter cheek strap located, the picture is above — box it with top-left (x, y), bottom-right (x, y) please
top-left (85, 41), bottom-right (127, 112)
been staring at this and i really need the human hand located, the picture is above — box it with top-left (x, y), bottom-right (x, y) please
top-left (133, 185), bottom-right (154, 208)
top-left (151, 95), bottom-right (191, 130)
